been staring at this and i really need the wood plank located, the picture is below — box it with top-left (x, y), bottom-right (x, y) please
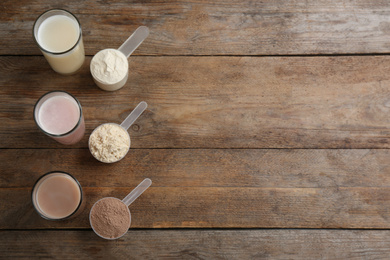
top-left (2, 149), bottom-right (390, 189)
top-left (3, 186), bottom-right (390, 229)
top-left (2, 0), bottom-right (390, 55)
top-left (4, 148), bottom-right (390, 229)
top-left (2, 229), bottom-right (390, 259)
top-left (2, 56), bottom-right (390, 149)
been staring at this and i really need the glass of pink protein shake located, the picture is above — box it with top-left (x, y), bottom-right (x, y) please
top-left (34, 91), bottom-right (85, 145)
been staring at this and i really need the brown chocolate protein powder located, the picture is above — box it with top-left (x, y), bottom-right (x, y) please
top-left (90, 197), bottom-right (131, 239)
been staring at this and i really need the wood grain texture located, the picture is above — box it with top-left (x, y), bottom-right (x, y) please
top-left (3, 185), bottom-right (390, 229)
top-left (2, 0), bottom-right (390, 55)
top-left (2, 229), bottom-right (390, 259)
top-left (2, 56), bottom-right (390, 149)
top-left (2, 0), bottom-right (390, 255)
top-left (3, 149), bottom-right (390, 229)
top-left (2, 149), bottom-right (390, 189)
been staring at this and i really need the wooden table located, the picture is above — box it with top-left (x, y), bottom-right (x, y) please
top-left (2, 0), bottom-right (390, 258)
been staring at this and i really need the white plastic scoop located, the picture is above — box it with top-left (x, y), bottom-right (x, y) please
top-left (90, 178), bottom-right (152, 240)
top-left (119, 101), bottom-right (148, 130)
top-left (118, 26), bottom-right (149, 58)
top-left (88, 101), bottom-right (148, 163)
top-left (90, 26), bottom-right (149, 91)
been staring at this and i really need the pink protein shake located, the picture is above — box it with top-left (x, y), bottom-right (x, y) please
top-left (34, 91), bottom-right (85, 145)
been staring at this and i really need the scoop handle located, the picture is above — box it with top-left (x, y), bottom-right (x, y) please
top-left (118, 26), bottom-right (149, 58)
top-left (120, 101), bottom-right (147, 130)
top-left (122, 178), bottom-right (152, 207)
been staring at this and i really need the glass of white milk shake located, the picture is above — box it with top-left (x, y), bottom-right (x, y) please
top-left (33, 9), bottom-right (85, 75)
top-left (34, 91), bottom-right (85, 145)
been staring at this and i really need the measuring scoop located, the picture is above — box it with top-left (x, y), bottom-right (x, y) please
top-left (118, 26), bottom-right (150, 58)
top-left (89, 178), bottom-right (152, 240)
top-left (90, 26), bottom-right (149, 91)
top-left (88, 101), bottom-right (148, 163)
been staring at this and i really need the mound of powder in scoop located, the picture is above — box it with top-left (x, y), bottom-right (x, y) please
top-left (89, 123), bottom-right (130, 163)
top-left (90, 197), bottom-right (131, 239)
top-left (90, 49), bottom-right (128, 84)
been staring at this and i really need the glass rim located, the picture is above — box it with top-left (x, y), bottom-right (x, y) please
top-left (33, 8), bottom-right (82, 55)
top-left (31, 171), bottom-right (83, 221)
top-left (33, 90), bottom-right (83, 138)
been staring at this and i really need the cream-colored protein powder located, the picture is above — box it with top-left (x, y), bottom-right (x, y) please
top-left (90, 49), bottom-right (129, 91)
top-left (89, 123), bottom-right (131, 163)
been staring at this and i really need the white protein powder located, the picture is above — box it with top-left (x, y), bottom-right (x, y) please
top-left (89, 123), bottom-right (130, 163)
top-left (90, 49), bottom-right (129, 91)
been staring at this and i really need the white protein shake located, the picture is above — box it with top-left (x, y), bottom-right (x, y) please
top-left (34, 10), bottom-right (85, 75)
